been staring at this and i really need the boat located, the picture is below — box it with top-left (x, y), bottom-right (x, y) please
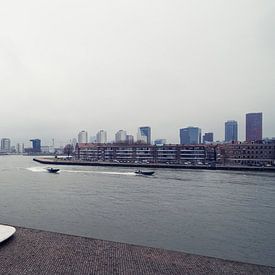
top-left (0, 224), bottom-right (16, 243)
top-left (135, 170), bottom-right (155, 176)
top-left (46, 167), bottom-right (60, 173)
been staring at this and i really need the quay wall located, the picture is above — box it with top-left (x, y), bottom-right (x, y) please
top-left (33, 158), bottom-right (275, 172)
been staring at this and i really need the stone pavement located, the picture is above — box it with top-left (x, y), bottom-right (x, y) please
top-left (0, 227), bottom-right (274, 274)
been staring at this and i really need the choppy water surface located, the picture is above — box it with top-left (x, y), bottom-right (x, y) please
top-left (1, 156), bottom-right (275, 266)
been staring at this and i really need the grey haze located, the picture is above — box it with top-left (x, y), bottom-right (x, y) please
top-left (0, 0), bottom-right (274, 145)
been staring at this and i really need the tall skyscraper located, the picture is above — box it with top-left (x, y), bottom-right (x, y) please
top-left (1, 138), bottom-right (11, 152)
top-left (246, 112), bottom-right (263, 141)
top-left (126, 135), bottom-right (134, 144)
top-left (16, 143), bottom-right (24, 154)
top-left (202, 132), bottom-right (214, 144)
top-left (115, 130), bottom-right (127, 143)
top-left (225, 120), bottom-right (238, 142)
top-left (137, 127), bottom-right (151, 144)
top-left (78, 130), bottom-right (88, 144)
top-left (30, 139), bottom-right (41, 153)
top-left (96, 130), bottom-right (107, 144)
top-left (180, 127), bottom-right (201, 145)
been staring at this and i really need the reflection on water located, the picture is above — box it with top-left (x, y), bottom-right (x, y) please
top-left (0, 156), bottom-right (275, 267)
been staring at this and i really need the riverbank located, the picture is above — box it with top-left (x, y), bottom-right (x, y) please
top-left (0, 226), bottom-right (274, 274)
top-left (33, 157), bottom-right (275, 172)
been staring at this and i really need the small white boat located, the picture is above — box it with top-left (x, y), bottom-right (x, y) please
top-left (0, 224), bottom-right (16, 243)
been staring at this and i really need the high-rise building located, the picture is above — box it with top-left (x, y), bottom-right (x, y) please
top-left (96, 130), bottom-right (107, 144)
top-left (1, 138), bottom-right (11, 152)
top-left (137, 127), bottom-right (151, 144)
top-left (30, 139), bottom-right (41, 153)
top-left (16, 143), bottom-right (24, 154)
top-left (137, 133), bottom-right (147, 144)
top-left (126, 135), bottom-right (134, 144)
top-left (246, 112), bottom-right (263, 141)
top-left (202, 133), bottom-right (214, 144)
top-left (180, 127), bottom-right (201, 145)
top-left (225, 120), bottom-right (238, 142)
top-left (78, 130), bottom-right (88, 144)
top-left (115, 130), bottom-right (127, 143)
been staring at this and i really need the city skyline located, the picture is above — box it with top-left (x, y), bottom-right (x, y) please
top-left (1, 111), bottom-right (273, 149)
top-left (0, 108), bottom-right (272, 146)
top-left (0, 1), bottom-right (274, 145)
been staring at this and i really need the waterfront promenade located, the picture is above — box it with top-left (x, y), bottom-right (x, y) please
top-left (0, 226), bottom-right (274, 274)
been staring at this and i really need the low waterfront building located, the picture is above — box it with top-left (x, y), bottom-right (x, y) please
top-left (217, 142), bottom-right (275, 166)
top-left (75, 142), bottom-right (275, 167)
top-left (76, 143), bottom-right (214, 164)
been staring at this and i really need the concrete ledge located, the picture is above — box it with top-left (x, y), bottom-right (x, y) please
top-left (0, 227), bottom-right (274, 274)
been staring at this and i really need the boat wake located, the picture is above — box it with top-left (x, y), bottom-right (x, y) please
top-left (26, 167), bottom-right (136, 176)
top-left (27, 167), bottom-right (48, 172)
top-left (64, 170), bottom-right (136, 176)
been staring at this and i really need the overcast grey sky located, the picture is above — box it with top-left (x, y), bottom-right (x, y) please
top-left (0, 0), bottom-right (274, 146)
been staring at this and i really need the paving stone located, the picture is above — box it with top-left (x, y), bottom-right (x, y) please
top-left (0, 227), bottom-right (274, 274)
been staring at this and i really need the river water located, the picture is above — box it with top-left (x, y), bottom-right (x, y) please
top-left (0, 156), bottom-right (274, 266)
